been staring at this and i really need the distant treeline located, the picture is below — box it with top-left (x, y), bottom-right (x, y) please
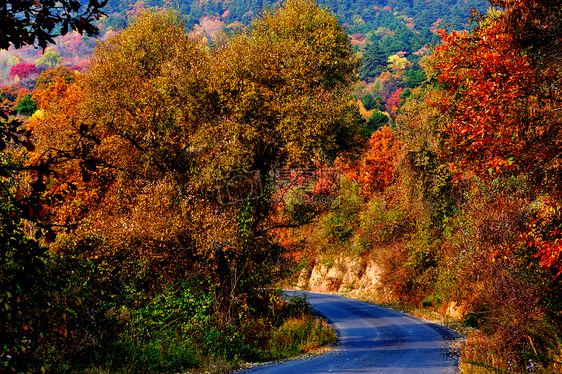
top-left (101, 0), bottom-right (488, 76)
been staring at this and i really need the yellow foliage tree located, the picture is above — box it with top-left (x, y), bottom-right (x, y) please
top-left (387, 53), bottom-right (411, 77)
top-left (32, 1), bottom-right (360, 318)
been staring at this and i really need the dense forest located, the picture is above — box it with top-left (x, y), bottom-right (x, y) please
top-left (99, 0), bottom-right (488, 32)
top-left (2, 0), bottom-right (562, 373)
top-left (1, 0), bottom-right (488, 98)
top-left (0, 0), bottom-right (488, 143)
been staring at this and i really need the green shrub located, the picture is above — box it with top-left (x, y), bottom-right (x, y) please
top-left (268, 315), bottom-right (336, 358)
top-left (355, 197), bottom-right (412, 252)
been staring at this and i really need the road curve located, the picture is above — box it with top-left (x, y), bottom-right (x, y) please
top-left (235, 291), bottom-right (461, 374)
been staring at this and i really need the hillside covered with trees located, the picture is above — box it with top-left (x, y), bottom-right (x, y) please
top-left (1, 0), bottom-right (488, 130)
top-left (1, 0), bottom-right (562, 373)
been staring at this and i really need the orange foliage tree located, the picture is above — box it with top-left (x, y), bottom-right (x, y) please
top-left (0, 84), bottom-right (20, 112)
top-left (29, 70), bottom-right (111, 233)
top-left (345, 126), bottom-right (399, 198)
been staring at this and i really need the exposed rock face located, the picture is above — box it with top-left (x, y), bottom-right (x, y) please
top-left (445, 301), bottom-right (466, 319)
top-left (296, 257), bottom-right (383, 296)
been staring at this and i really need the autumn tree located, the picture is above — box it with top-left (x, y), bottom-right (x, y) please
top-left (34, 66), bottom-right (77, 90)
top-left (0, 1), bottom-right (109, 371)
top-left (435, 4), bottom-right (562, 281)
top-left (29, 11), bottom-right (207, 285)
top-left (0, 0), bottom-right (107, 218)
top-left (385, 88), bottom-right (405, 117)
top-left (0, 84), bottom-right (19, 112)
top-left (206, 0), bottom-right (360, 311)
top-left (430, 12), bottom-right (562, 361)
top-left (347, 126), bottom-right (399, 198)
top-left (432, 15), bottom-right (558, 183)
top-left (35, 48), bottom-right (63, 68)
top-left (32, 1), bottom-right (360, 319)
top-left (488, 0), bottom-right (562, 59)
top-left (9, 63), bottom-right (39, 79)
top-left (395, 84), bottom-right (455, 225)
top-left (387, 53), bottom-right (411, 77)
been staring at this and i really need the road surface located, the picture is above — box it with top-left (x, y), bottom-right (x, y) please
top-left (235, 291), bottom-right (461, 373)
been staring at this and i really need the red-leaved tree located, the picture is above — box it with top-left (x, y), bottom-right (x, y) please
top-left (9, 63), bottom-right (39, 79)
top-left (385, 88), bottom-right (404, 117)
top-left (432, 15), bottom-right (562, 276)
top-left (432, 17), bottom-right (558, 179)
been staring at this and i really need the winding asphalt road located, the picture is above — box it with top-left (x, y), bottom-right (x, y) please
top-left (235, 291), bottom-right (461, 374)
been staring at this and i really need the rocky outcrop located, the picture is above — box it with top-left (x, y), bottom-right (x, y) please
top-left (294, 256), bottom-right (467, 320)
top-left (296, 256), bottom-right (383, 296)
